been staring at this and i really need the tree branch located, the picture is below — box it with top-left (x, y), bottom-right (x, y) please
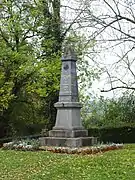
top-left (101, 86), bottom-right (135, 92)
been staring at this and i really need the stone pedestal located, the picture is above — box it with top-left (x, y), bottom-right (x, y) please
top-left (40, 47), bottom-right (97, 147)
top-left (40, 137), bottom-right (97, 148)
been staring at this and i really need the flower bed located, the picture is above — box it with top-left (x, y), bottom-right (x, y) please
top-left (2, 139), bottom-right (40, 151)
top-left (40, 143), bottom-right (123, 155)
top-left (2, 140), bottom-right (123, 155)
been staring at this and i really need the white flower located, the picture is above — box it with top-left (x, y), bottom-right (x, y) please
top-left (25, 145), bottom-right (33, 149)
top-left (3, 141), bottom-right (14, 147)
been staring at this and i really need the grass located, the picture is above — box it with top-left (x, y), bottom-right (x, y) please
top-left (0, 144), bottom-right (135, 180)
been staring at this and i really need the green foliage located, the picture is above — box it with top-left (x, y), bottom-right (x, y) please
top-left (102, 94), bottom-right (135, 127)
top-left (0, 0), bottom-right (99, 136)
top-left (83, 93), bottom-right (135, 129)
top-left (0, 0), bottom-right (62, 136)
top-left (81, 95), bottom-right (103, 129)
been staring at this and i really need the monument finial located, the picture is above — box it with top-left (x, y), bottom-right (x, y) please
top-left (62, 46), bottom-right (77, 61)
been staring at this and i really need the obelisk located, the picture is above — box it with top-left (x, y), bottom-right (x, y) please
top-left (40, 47), bottom-right (97, 147)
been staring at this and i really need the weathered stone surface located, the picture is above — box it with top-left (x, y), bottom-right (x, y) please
top-left (49, 129), bottom-right (88, 138)
top-left (54, 48), bottom-right (82, 132)
top-left (59, 56), bottom-right (78, 102)
top-left (40, 46), bottom-right (97, 147)
top-left (39, 137), bottom-right (97, 148)
top-left (53, 102), bottom-right (82, 131)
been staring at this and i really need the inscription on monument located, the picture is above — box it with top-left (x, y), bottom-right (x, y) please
top-left (59, 96), bottom-right (71, 102)
top-left (61, 84), bottom-right (69, 92)
top-left (60, 49), bottom-right (78, 101)
top-left (62, 75), bottom-right (69, 84)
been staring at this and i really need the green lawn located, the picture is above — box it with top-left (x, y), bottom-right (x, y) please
top-left (0, 144), bottom-right (135, 180)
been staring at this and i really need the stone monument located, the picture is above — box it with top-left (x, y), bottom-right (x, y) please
top-left (40, 47), bottom-right (97, 147)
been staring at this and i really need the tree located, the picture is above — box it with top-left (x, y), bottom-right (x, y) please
top-left (76, 0), bottom-right (135, 95)
top-left (0, 0), bottom-right (62, 135)
top-left (82, 93), bottom-right (135, 129)
top-left (0, 0), bottom-right (99, 136)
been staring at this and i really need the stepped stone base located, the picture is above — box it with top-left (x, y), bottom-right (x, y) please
top-left (49, 129), bottom-right (88, 138)
top-left (39, 136), bottom-right (97, 148)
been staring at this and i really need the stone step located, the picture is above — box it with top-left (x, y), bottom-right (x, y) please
top-left (39, 137), bottom-right (97, 148)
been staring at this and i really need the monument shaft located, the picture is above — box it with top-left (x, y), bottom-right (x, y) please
top-left (53, 48), bottom-right (83, 131)
top-left (59, 59), bottom-right (78, 102)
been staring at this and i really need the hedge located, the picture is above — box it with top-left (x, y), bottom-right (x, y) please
top-left (1, 126), bottom-right (135, 146)
top-left (88, 126), bottom-right (135, 143)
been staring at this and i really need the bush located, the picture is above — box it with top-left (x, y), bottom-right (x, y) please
top-left (88, 126), bottom-right (135, 143)
top-left (82, 94), bottom-right (135, 129)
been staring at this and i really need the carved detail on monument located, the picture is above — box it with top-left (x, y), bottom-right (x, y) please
top-left (63, 64), bottom-right (69, 70)
top-left (62, 62), bottom-right (69, 75)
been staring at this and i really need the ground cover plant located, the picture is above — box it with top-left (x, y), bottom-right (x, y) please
top-left (0, 144), bottom-right (135, 180)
